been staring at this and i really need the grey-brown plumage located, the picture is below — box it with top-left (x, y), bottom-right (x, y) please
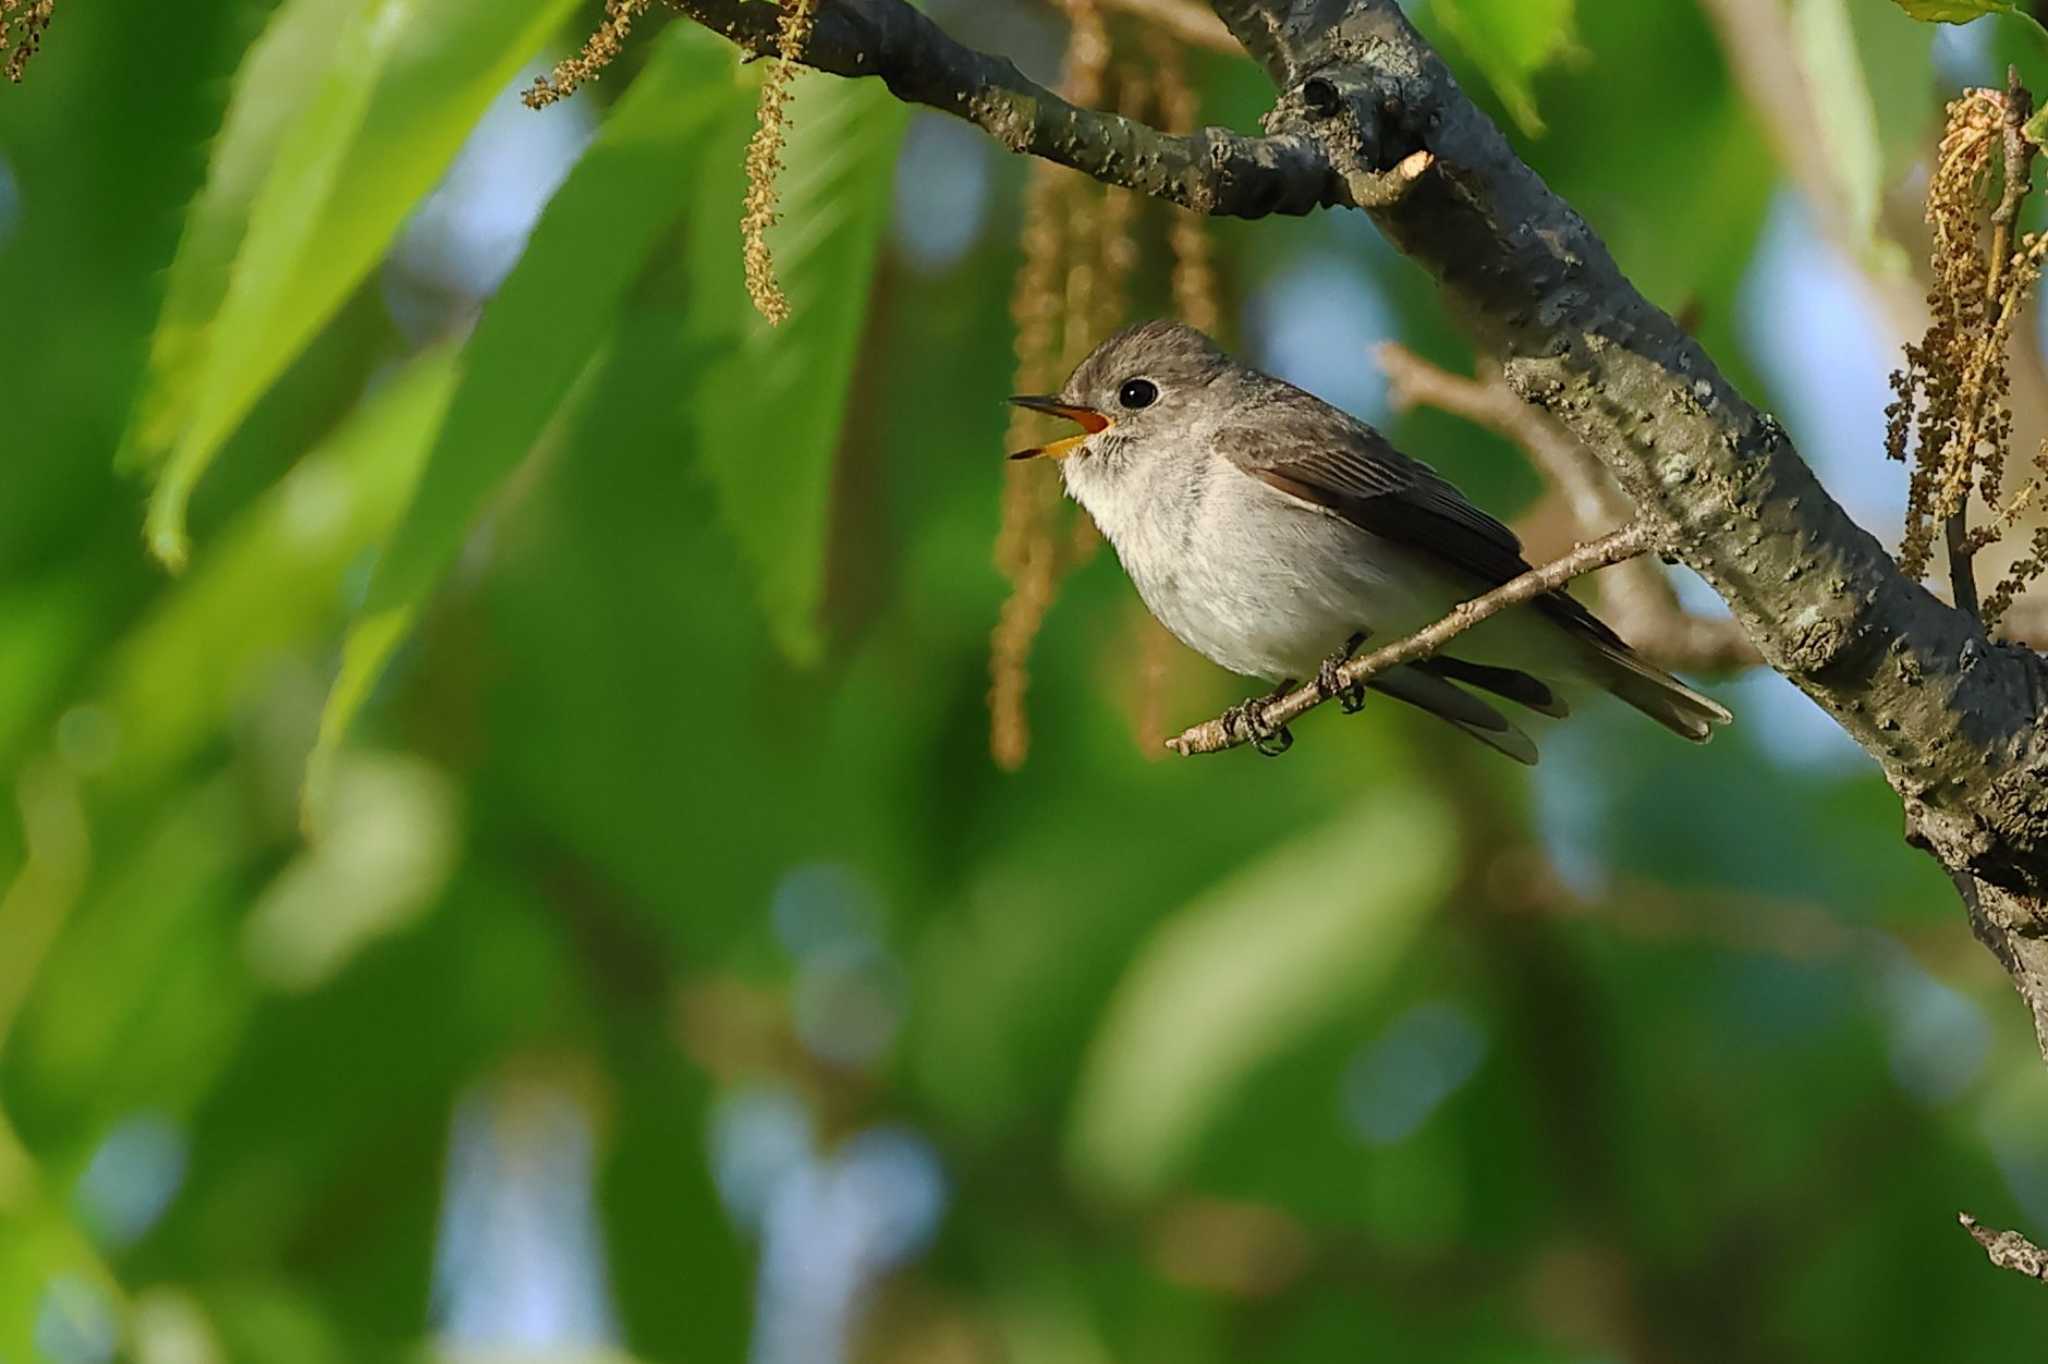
top-left (1009, 320), bottom-right (1732, 763)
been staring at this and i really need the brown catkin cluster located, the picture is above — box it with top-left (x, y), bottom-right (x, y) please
top-left (2, 0), bottom-right (56, 84)
top-left (523, 0), bottom-right (653, 109)
top-left (989, 11), bottom-right (1229, 765)
top-left (739, 0), bottom-right (819, 326)
top-left (1885, 85), bottom-right (2048, 628)
top-left (1150, 28), bottom-right (1223, 336)
top-left (990, 0), bottom-right (1172, 769)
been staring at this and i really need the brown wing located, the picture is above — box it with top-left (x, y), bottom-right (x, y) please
top-left (1218, 388), bottom-right (1628, 652)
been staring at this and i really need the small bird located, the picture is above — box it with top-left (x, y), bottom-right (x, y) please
top-left (1008, 320), bottom-right (1731, 763)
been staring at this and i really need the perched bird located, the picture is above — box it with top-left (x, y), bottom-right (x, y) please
top-left (1008, 320), bottom-right (1730, 763)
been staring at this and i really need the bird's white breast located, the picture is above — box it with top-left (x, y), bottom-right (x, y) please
top-left (1067, 449), bottom-right (1454, 683)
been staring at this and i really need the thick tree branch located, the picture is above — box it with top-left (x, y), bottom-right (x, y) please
top-left (1167, 525), bottom-right (1653, 756)
top-left (668, 0), bottom-right (1334, 216)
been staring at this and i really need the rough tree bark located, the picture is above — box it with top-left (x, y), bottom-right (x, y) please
top-left (671, 0), bottom-right (2048, 1067)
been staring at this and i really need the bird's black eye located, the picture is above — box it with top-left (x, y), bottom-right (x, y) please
top-left (1118, 378), bottom-right (1159, 410)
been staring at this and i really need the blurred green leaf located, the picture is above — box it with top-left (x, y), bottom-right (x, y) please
top-left (1892, 0), bottom-right (2048, 40)
top-left (4, 780), bottom-right (251, 1157)
top-left (0, 1121), bottom-right (121, 1364)
top-left (1433, 0), bottom-right (1579, 135)
top-left (305, 24), bottom-right (735, 824)
top-left (135, 870), bottom-right (570, 1346)
top-left (99, 349), bottom-right (461, 794)
top-left (134, 0), bottom-right (578, 570)
top-left (1519, 0), bottom-right (1772, 326)
top-left (1065, 791), bottom-right (1457, 1201)
top-left (116, 0), bottom-right (360, 475)
top-left (685, 71), bottom-right (909, 663)
top-left (1845, 0), bottom-right (1940, 196)
top-left (186, 1282), bottom-right (361, 1364)
top-left (1794, 0), bottom-right (1890, 263)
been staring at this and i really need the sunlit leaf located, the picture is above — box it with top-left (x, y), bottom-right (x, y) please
top-left (115, 0), bottom-right (360, 474)
top-left (1892, 0), bottom-right (2046, 32)
top-left (1433, 0), bottom-right (1579, 135)
top-left (1845, 0), bottom-right (1940, 214)
top-left (1794, 0), bottom-right (1888, 262)
top-left (684, 71), bottom-right (909, 663)
top-left (1065, 791), bottom-right (1457, 1201)
top-left (302, 24), bottom-right (734, 827)
top-left (134, 0), bottom-right (578, 570)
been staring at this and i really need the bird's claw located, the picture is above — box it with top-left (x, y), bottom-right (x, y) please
top-left (1221, 693), bottom-right (1294, 758)
top-left (1254, 724), bottom-right (1294, 758)
top-left (1317, 632), bottom-right (1369, 714)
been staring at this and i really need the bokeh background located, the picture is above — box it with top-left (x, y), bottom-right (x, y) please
top-left (4, 0), bottom-right (2048, 1359)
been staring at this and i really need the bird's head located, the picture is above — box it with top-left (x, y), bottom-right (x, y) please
top-left (1007, 320), bottom-right (1233, 478)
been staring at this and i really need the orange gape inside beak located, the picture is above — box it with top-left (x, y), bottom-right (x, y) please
top-left (1007, 396), bottom-right (1110, 460)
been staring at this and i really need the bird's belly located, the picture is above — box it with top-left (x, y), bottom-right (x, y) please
top-left (1128, 500), bottom-right (1450, 683)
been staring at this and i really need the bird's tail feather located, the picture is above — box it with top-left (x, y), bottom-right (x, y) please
top-left (1587, 642), bottom-right (1731, 743)
top-left (1370, 665), bottom-right (1539, 765)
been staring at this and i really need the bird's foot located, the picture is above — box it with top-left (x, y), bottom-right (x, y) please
top-left (1317, 632), bottom-right (1369, 714)
top-left (1222, 680), bottom-right (1296, 758)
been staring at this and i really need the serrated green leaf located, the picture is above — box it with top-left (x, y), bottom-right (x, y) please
top-left (302, 24), bottom-right (735, 827)
top-left (135, 0), bottom-right (578, 571)
top-left (1064, 792), bottom-right (1457, 1201)
top-left (684, 71), bottom-right (909, 664)
top-left (116, 0), bottom-right (358, 475)
top-left (1434, 0), bottom-right (1579, 136)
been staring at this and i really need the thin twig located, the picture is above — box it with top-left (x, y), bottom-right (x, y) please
top-left (1167, 524), bottom-right (1655, 756)
top-left (1959, 1213), bottom-right (2048, 1283)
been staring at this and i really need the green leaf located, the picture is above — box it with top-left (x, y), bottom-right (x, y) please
top-left (96, 349), bottom-right (461, 795)
top-left (133, 0), bottom-right (578, 571)
top-left (684, 71), bottom-right (909, 663)
top-left (115, 0), bottom-right (359, 475)
top-left (1845, 0), bottom-right (1941, 202)
top-left (1893, 0), bottom-right (2043, 27)
top-left (303, 24), bottom-right (737, 827)
top-left (1434, 0), bottom-right (1580, 136)
top-left (1064, 791), bottom-right (1458, 1202)
top-left (1793, 0), bottom-right (1889, 263)
top-left (1891, 0), bottom-right (2048, 64)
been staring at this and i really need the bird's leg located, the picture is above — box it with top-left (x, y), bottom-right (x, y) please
top-left (1222, 678), bottom-right (1297, 757)
top-left (1317, 632), bottom-right (1370, 714)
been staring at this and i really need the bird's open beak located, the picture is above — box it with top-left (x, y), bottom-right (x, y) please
top-left (1007, 395), bottom-right (1110, 460)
